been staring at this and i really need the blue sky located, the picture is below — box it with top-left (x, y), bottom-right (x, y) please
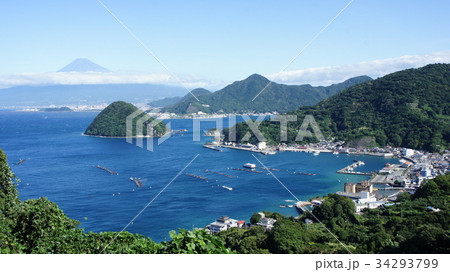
top-left (1, 0), bottom-right (450, 88)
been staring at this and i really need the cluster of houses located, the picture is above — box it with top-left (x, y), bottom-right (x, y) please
top-left (206, 213), bottom-right (277, 235)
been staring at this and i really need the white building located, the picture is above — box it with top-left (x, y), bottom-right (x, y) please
top-left (354, 192), bottom-right (385, 213)
top-left (257, 141), bottom-right (267, 150)
top-left (402, 148), bottom-right (414, 157)
top-left (256, 218), bottom-right (277, 231)
top-left (420, 167), bottom-right (432, 178)
top-left (207, 216), bottom-right (240, 234)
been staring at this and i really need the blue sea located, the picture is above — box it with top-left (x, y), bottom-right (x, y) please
top-left (0, 111), bottom-right (398, 242)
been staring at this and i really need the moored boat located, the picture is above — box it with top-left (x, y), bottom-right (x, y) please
top-left (222, 185), bottom-right (233, 191)
top-left (243, 163), bottom-right (256, 169)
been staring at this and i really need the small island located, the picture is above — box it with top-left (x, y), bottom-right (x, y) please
top-left (84, 101), bottom-right (167, 137)
top-left (39, 106), bottom-right (73, 112)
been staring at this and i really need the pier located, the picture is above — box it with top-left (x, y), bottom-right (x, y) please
top-left (96, 165), bottom-right (118, 175)
top-left (337, 161), bottom-right (373, 176)
top-left (295, 201), bottom-right (312, 213)
top-left (203, 144), bottom-right (223, 152)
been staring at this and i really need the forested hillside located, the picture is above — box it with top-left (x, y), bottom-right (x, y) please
top-left (163, 74), bottom-right (372, 114)
top-left (226, 64), bottom-right (450, 152)
top-left (85, 101), bottom-right (167, 137)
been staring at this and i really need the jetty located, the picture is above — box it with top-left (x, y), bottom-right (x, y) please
top-left (295, 201), bottom-right (312, 213)
top-left (186, 174), bottom-right (209, 180)
top-left (205, 170), bottom-right (235, 178)
top-left (231, 168), bottom-right (264, 173)
top-left (130, 177), bottom-right (144, 187)
top-left (203, 144), bottom-right (223, 152)
top-left (337, 161), bottom-right (373, 176)
top-left (96, 165), bottom-right (118, 175)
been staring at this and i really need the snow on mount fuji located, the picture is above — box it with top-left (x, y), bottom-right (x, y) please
top-left (57, 58), bottom-right (111, 73)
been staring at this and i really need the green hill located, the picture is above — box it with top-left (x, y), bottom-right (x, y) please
top-left (163, 74), bottom-right (372, 114)
top-left (226, 64), bottom-right (450, 152)
top-left (85, 101), bottom-right (167, 137)
top-left (148, 96), bottom-right (182, 108)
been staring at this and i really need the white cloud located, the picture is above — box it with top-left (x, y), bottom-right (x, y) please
top-left (267, 50), bottom-right (450, 86)
top-left (1, 51), bottom-right (449, 89)
top-left (0, 71), bottom-right (215, 89)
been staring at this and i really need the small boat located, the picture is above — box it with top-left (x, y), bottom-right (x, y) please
top-left (279, 205), bottom-right (288, 208)
top-left (333, 151), bottom-right (339, 155)
top-left (287, 205), bottom-right (294, 208)
top-left (222, 185), bottom-right (233, 191)
top-left (243, 163), bottom-right (256, 169)
top-left (313, 151), bottom-right (320, 156)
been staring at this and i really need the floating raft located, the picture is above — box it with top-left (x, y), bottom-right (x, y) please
top-left (96, 165), bottom-right (118, 175)
top-left (261, 167), bottom-right (279, 171)
top-left (130, 177), bottom-right (144, 187)
top-left (205, 169), bottom-right (235, 178)
top-left (231, 168), bottom-right (264, 173)
top-left (15, 159), bottom-right (26, 165)
top-left (296, 172), bottom-right (316, 176)
top-left (186, 174), bottom-right (209, 180)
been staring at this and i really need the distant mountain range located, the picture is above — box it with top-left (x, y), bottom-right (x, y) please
top-left (0, 58), bottom-right (371, 110)
top-left (226, 64), bottom-right (450, 152)
top-left (0, 59), bottom-right (187, 108)
top-left (0, 84), bottom-right (187, 108)
top-left (57, 58), bottom-right (110, 72)
top-left (161, 74), bottom-right (372, 114)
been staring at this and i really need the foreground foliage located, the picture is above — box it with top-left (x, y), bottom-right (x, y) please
top-left (219, 175), bottom-right (450, 254)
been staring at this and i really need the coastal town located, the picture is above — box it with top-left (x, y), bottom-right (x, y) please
top-left (201, 139), bottom-right (449, 235)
